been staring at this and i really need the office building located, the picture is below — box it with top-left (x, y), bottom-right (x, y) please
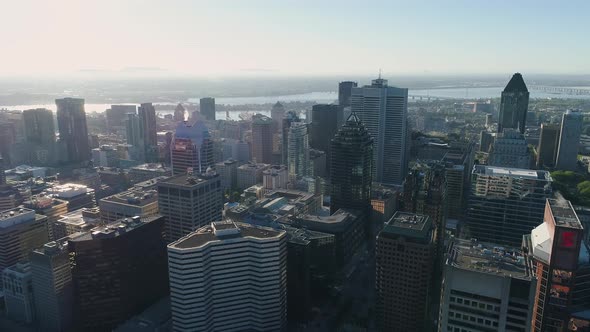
top-left (376, 212), bottom-right (436, 332)
top-left (167, 221), bottom-right (287, 332)
top-left (480, 130), bottom-right (495, 153)
top-left (138, 103), bottom-right (159, 163)
top-left (99, 189), bottom-right (159, 223)
top-left (69, 215), bottom-right (168, 331)
top-left (439, 238), bottom-right (535, 332)
top-left (157, 172), bottom-right (223, 242)
top-left (330, 113), bottom-right (373, 214)
top-left (466, 165), bottom-right (552, 246)
top-left (310, 104), bottom-right (341, 175)
top-left (371, 186), bottom-right (398, 225)
top-left (23, 195), bottom-right (68, 241)
top-left (106, 105), bottom-right (136, 132)
top-left (56, 98), bottom-right (90, 163)
top-left (91, 144), bottom-right (120, 167)
top-left (52, 208), bottom-right (101, 240)
top-left (338, 81), bottom-right (358, 108)
top-left (0, 208), bottom-right (49, 272)
top-left (215, 159), bottom-right (239, 190)
top-left (2, 262), bottom-right (35, 323)
top-left (351, 76), bottom-right (409, 185)
top-left (126, 112), bottom-right (145, 160)
top-left (171, 120), bottom-right (214, 175)
top-left (282, 110), bottom-right (302, 165)
top-left (524, 199), bottom-right (590, 332)
top-left (498, 73), bottom-right (529, 134)
top-left (200, 97), bottom-right (216, 121)
top-left (442, 142), bottom-right (476, 220)
top-left (237, 162), bottom-right (270, 190)
top-left (271, 101), bottom-right (286, 133)
top-left (251, 114), bottom-right (274, 164)
top-left (488, 129), bottom-right (531, 169)
top-left (129, 163), bottom-right (171, 183)
top-left (263, 165), bottom-right (289, 191)
top-left (23, 108), bottom-right (55, 144)
top-left (309, 149), bottom-right (327, 178)
top-left (46, 183), bottom-right (96, 211)
top-left (556, 110), bottom-right (583, 171)
top-left (0, 185), bottom-right (22, 211)
top-left (537, 123), bottom-right (561, 168)
top-left (0, 157), bottom-right (5, 185)
top-left (287, 121), bottom-right (309, 179)
top-left (173, 103), bottom-right (185, 122)
top-left (31, 239), bottom-right (74, 332)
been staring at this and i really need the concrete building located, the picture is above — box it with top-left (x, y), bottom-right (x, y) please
top-left (0, 208), bottom-right (48, 272)
top-left (129, 163), bottom-right (171, 183)
top-left (498, 73), bottom-right (529, 135)
top-left (52, 208), bottom-right (101, 240)
top-left (56, 98), bottom-right (90, 163)
top-left (537, 123), bottom-right (561, 168)
top-left (237, 162), bottom-right (270, 190)
top-left (157, 171), bottom-right (222, 242)
top-left (92, 145), bottom-right (120, 167)
top-left (167, 221), bottom-right (287, 332)
top-left (488, 129), bottom-right (531, 169)
top-left (524, 199), bottom-right (590, 332)
top-left (261, 189), bottom-right (323, 216)
top-left (439, 238), bottom-right (535, 332)
top-left (2, 262), bottom-right (35, 323)
top-left (31, 238), bottom-right (74, 332)
top-left (200, 97), bottom-right (216, 121)
top-left (0, 157), bottom-right (5, 185)
top-left (69, 215), bottom-right (169, 331)
top-left (251, 114), bottom-right (274, 164)
top-left (215, 159), bottom-right (238, 191)
top-left (171, 120), bottom-right (214, 175)
top-left (22, 108), bottom-right (55, 145)
top-left (45, 183), bottom-right (96, 212)
top-left (466, 165), bottom-right (552, 246)
top-left (263, 165), bottom-right (289, 191)
top-left (221, 138), bottom-right (250, 162)
top-left (376, 212), bottom-right (436, 331)
top-left (23, 195), bottom-right (68, 241)
top-left (99, 189), bottom-right (159, 223)
top-left (556, 110), bottom-right (583, 171)
top-left (351, 77), bottom-right (409, 185)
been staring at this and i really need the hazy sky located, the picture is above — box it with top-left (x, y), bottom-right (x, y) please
top-left (2, 0), bottom-right (589, 77)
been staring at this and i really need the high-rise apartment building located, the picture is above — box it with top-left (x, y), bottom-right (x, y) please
top-left (157, 172), bottom-right (223, 242)
top-left (351, 77), bottom-right (409, 185)
top-left (330, 113), bottom-right (373, 214)
top-left (23, 108), bottom-right (55, 144)
top-left (171, 120), bottom-right (214, 175)
top-left (498, 73), bottom-right (529, 134)
top-left (0, 208), bottom-right (49, 272)
top-left (466, 165), bottom-right (552, 246)
top-left (287, 121), bottom-right (309, 179)
top-left (31, 238), bottom-right (74, 332)
top-left (556, 110), bottom-right (583, 171)
top-left (138, 103), bottom-right (158, 162)
top-left (488, 129), bottom-right (531, 169)
top-left (376, 212), bottom-right (436, 331)
top-left (537, 123), bottom-right (561, 168)
top-left (439, 238), bottom-right (536, 332)
top-left (281, 111), bottom-right (301, 165)
top-left (2, 262), bottom-right (35, 323)
top-left (200, 97), bottom-right (216, 121)
top-left (309, 104), bottom-right (341, 175)
top-left (68, 215), bottom-right (169, 331)
top-left (251, 114), bottom-right (274, 164)
top-left (524, 199), bottom-right (590, 332)
top-left (263, 165), bottom-right (289, 191)
top-left (338, 81), bottom-right (358, 108)
top-left (167, 221), bottom-right (287, 332)
top-left (56, 98), bottom-right (90, 163)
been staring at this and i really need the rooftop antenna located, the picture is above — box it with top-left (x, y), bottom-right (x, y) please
top-left (378, 68), bottom-right (382, 79)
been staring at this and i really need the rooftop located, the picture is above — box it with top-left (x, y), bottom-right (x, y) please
top-left (548, 198), bottom-right (582, 229)
top-left (70, 215), bottom-right (162, 242)
top-left (131, 163), bottom-right (170, 172)
top-left (448, 238), bottom-right (530, 279)
top-left (46, 183), bottom-right (93, 198)
top-left (101, 189), bottom-right (158, 206)
top-left (0, 207), bottom-right (39, 228)
top-left (169, 221), bottom-right (284, 250)
top-left (56, 207), bottom-right (101, 227)
top-left (381, 212), bottom-right (432, 240)
top-left (158, 173), bottom-right (218, 187)
top-left (473, 165), bottom-right (551, 181)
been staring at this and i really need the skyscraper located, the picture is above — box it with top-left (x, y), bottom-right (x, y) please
top-left (556, 110), bottom-right (583, 171)
top-left (200, 97), bottom-right (216, 121)
top-left (466, 165), bottom-right (552, 246)
top-left (376, 212), bottom-right (436, 331)
top-left (126, 112), bottom-right (145, 160)
top-left (2, 262), bottom-right (35, 324)
top-left (537, 123), bottom-right (561, 168)
top-left (167, 221), bottom-right (287, 332)
top-left (271, 101), bottom-right (286, 133)
top-left (251, 114), bottom-right (274, 164)
top-left (157, 172), bottom-right (223, 242)
top-left (488, 129), bottom-right (531, 169)
top-left (524, 199), bottom-right (590, 332)
top-left (0, 157), bottom-right (5, 185)
top-left (281, 110), bottom-right (301, 165)
top-left (287, 121), bottom-right (309, 179)
top-left (338, 81), bottom-right (358, 108)
top-left (310, 104), bottom-right (341, 175)
top-left (68, 216), bottom-right (169, 331)
top-left (498, 73), bottom-right (529, 134)
top-left (330, 113), bottom-right (373, 214)
top-left (351, 77), bottom-right (409, 185)
top-left (173, 103), bottom-right (186, 122)
top-left (0, 208), bottom-right (49, 272)
top-left (56, 98), bottom-right (90, 163)
top-left (106, 105), bottom-right (136, 132)
top-left (138, 102), bottom-right (158, 162)
top-left (171, 120), bottom-right (214, 175)
top-left (22, 108), bottom-right (55, 144)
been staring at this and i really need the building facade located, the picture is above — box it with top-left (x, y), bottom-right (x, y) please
top-left (488, 129), bottom-right (531, 169)
top-left (498, 73), bottom-right (529, 135)
top-left (537, 123), bottom-right (561, 169)
top-left (251, 114), bottom-right (274, 164)
top-left (556, 110), bottom-right (583, 171)
top-left (200, 97), bottom-right (216, 121)
top-left (2, 262), bottom-right (35, 324)
top-left (56, 98), bottom-right (90, 163)
top-left (171, 120), bottom-right (214, 175)
top-left (0, 208), bottom-right (48, 272)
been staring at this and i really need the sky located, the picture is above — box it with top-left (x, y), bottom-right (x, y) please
top-left (1, 0), bottom-right (589, 78)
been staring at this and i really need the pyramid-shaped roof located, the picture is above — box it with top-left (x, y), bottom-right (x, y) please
top-left (504, 73), bottom-right (528, 92)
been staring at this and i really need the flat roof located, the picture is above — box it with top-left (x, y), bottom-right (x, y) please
top-left (473, 165), bottom-right (551, 181)
top-left (449, 238), bottom-right (530, 279)
top-left (381, 212), bottom-right (432, 240)
top-left (69, 215), bottom-right (162, 242)
top-left (101, 189), bottom-right (158, 206)
top-left (548, 198), bottom-right (582, 229)
top-left (169, 222), bottom-right (283, 250)
top-left (158, 173), bottom-right (218, 187)
top-left (131, 163), bottom-right (170, 171)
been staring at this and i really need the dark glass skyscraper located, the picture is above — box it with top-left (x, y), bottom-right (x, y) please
top-left (200, 97), bottom-right (216, 121)
top-left (338, 81), bottom-right (358, 108)
top-left (310, 104), bottom-right (341, 175)
top-left (498, 73), bottom-right (529, 134)
top-left (138, 103), bottom-right (158, 162)
top-left (537, 123), bottom-right (560, 168)
top-left (56, 98), bottom-right (90, 163)
top-left (23, 108), bottom-right (55, 144)
top-left (330, 113), bottom-right (373, 214)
